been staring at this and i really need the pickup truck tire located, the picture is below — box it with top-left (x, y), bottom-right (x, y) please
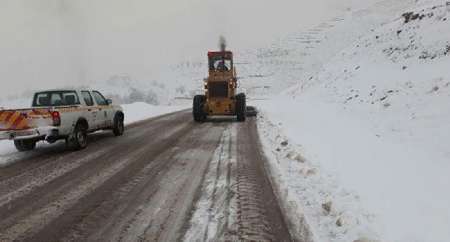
top-left (14, 139), bottom-right (36, 152)
top-left (113, 113), bottom-right (125, 136)
top-left (66, 122), bottom-right (88, 150)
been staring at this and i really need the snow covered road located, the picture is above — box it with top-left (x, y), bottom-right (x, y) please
top-left (0, 110), bottom-right (294, 241)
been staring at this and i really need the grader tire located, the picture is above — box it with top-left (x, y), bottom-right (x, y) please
top-left (193, 95), bottom-right (206, 122)
top-left (236, 93), bottom-right (246, 122)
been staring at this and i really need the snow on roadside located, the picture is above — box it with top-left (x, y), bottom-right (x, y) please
top-left (258, 0), bottom-right (450, 241)
top-left (120, 102), bottom-right (189, 125)
top-left (258, 110), bottom-right (379, 242)
top-left (0, 102), bottom-right (189, 167)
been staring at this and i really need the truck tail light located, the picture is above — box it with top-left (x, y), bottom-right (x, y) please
top-left (51, 111), bottom-right (61, 126)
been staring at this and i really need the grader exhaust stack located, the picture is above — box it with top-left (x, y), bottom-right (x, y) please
top-left (219, 36), bottom-right (227, 52)
top-left (192, 38), bottom-right (247, 122)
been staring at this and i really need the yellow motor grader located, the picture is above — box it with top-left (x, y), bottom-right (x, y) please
top-left (193, 48), bottom-right (246, 122)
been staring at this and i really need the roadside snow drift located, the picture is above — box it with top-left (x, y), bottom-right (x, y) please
top-left (121, 102), bottom-right (188, 125)
top-left (257, 1), bottom-right (450, 242)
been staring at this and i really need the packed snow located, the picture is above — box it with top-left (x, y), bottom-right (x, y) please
top-left (121, 102), bottom-right (188, 125)
top-left (184, 125), bottom-right (238, 241)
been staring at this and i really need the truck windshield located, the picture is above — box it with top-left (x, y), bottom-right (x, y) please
top-left (33, 91), bottom-right (81, 107)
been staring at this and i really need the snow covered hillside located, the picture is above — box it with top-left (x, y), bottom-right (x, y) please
top-left (256, 0), bottom-right (450, 241)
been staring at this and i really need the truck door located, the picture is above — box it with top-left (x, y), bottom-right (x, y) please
top-left (92, 91), bottom-right (111, 128)
top-left (80, 91), bottom-right (97, 130)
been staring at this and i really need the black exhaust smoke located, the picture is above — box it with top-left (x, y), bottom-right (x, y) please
top-left (219, 36), bottom-right (227, 52)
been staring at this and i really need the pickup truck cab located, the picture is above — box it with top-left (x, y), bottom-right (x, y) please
top-left (0, 89), bottom-right (124, 151)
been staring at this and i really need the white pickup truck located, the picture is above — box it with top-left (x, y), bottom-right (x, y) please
top-left (0, 89), bottom-right (124, 151)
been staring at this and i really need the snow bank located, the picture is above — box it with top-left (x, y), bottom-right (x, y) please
top-left (258, 0), bottom-right (450, 241)
top-left (258, 111), bottom-right (378, 242)
top-left (121, 102), bottom-right (188, 125)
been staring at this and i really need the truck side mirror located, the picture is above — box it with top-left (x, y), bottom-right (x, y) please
top-left (106, 99), bottom-right (113, 105)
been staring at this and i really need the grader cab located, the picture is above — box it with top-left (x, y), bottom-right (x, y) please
top-left (193, 50), bottom-right (246, 122)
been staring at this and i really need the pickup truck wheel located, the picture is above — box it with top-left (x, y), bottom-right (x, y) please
top-left (66, 123), bottom-right (88, 150)
top-left (14, 139), bottom-right (36, 152)
top-left (113, 114), bottom-right (124, 136)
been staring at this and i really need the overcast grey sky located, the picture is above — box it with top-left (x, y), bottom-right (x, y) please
top-left (0, 0), bottom-right (381, 97)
